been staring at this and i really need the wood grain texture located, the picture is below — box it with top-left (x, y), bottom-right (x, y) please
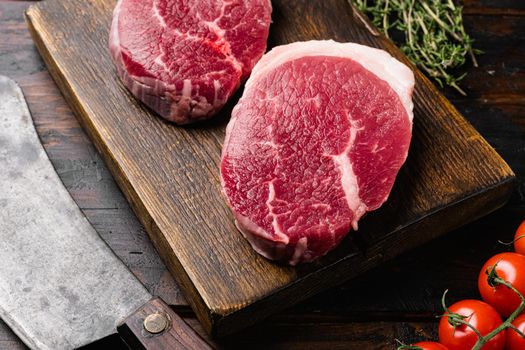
top-left (191, 315), bottom-right (438, 350)
top-left (25, 0), bottom-right (515, 337)
top-left (117, 297), bottom-right (212, 350)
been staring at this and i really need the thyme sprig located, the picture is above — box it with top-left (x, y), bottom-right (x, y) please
top-left (352, 0), bottom-right (480, 95)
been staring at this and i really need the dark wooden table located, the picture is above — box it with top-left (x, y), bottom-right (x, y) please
top-left (1, 1), bottom-right (524, 349)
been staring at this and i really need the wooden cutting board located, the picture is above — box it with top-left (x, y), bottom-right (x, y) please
top-left (25, 0), bottom-right (515, 337)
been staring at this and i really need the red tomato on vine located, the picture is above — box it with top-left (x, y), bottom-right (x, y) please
top-left (478, 252), bottom-right (525, 317)
top-left (413, 342), bottom-right (449, 350)
top-left (438, 299), bottom-right (505, 350)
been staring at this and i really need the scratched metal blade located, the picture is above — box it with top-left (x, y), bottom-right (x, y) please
top-left (0, 76), bottom-right (152, 350)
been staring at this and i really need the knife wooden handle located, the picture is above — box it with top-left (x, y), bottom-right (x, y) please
top-left (117, 297), bottom-right (213, 350)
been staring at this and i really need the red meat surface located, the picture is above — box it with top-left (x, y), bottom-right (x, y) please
top-left (109, 0), bottom-right (272, 124)
top-left (221, 41), bottom-right (415, 265)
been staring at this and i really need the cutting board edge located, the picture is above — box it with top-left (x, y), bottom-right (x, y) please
top-left (210, 175), bottom-right (516, 336)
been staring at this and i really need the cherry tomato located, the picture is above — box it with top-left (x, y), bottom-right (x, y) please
top-left (506, 314), bottom-right (525, 350)
top-left (478, 252), bottom-right (525, 317)
top-left (438, 299), bottom-right (505, 350)
top-left (412, 341), bottom-right (449, 350)
top-left (514, 220), bottom-right (525, 256)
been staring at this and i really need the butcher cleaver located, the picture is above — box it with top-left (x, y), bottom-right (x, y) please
top-left (0, 76), bottom-right (212, 350)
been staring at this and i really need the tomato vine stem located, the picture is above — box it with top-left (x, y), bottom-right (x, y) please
top-left (441, 264), bottom-right (525, 350)
top-left (471, 269), bottom-right (525, 349)
top-left (395, 339), bottom-right (423, 349)
top-left (440, 290), bottom-right (483, 338)
top-left (499, 233), bottom-right (525, 246)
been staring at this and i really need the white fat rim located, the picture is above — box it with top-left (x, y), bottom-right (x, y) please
top-left (247, 40), bottom-right (415, 123)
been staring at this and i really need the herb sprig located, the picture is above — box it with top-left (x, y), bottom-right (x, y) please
top-left (353, 0), bottom-right (480, 95)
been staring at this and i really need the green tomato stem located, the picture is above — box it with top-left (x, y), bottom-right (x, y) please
top-left (471, 275), bottom-right (525, 349)
top-left (499, 233), bottom-right (525, 246)
top-left (442, 265), bottom-right (525, 350)
top-left (395, 339), bottom-right (423, 350)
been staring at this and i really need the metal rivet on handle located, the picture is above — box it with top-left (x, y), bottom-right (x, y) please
top-left (143, 313), bottom-right (169, 334)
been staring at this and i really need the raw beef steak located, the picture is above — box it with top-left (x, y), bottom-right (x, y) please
top-left (109, 0), bottom-right (272, 124)
top-left (221, 40), bottom-right (415, 265)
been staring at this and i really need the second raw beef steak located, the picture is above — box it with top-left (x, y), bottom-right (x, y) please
top-left (109, 0), bottom-right (272, 124)
top-left (221, 40), bottom-right (415, 265)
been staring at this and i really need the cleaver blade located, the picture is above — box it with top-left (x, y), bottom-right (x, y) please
top-left (0, 76), bottom-right (211, 350)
